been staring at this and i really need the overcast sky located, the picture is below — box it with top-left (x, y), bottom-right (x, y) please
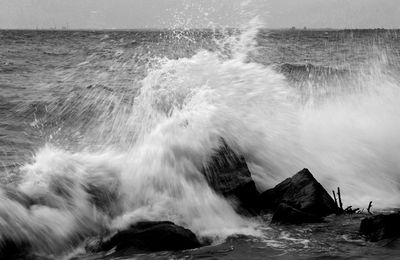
top-left (0, 0), bottom-right (399, 29)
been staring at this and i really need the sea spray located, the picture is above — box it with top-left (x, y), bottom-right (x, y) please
top-left (0, 146), bottom-right (124, 254)
top-left (99, 47), bottom-right (297, 238)
top-left (298, 57), bottom-right (400, 208)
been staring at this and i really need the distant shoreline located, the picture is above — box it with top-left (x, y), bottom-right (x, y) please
top-left (0, 28), bottom-right (399, 32)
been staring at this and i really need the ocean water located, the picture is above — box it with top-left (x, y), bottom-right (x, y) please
top-left (1, 23), bottom-right (400, 259)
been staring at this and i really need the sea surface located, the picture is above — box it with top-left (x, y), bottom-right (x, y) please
top-left (1, 27), bottom-right (400, 259)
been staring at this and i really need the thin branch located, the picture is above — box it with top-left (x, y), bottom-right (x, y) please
top-left (332, 190), bottom-right (338, 207)
top-left (337, 187), bottom-right (343, 211)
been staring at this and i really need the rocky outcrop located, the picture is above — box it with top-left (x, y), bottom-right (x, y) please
top-left (202, 139), bottom-right (259, 214)
top-left (259, 168), bottom-right (339, 224)
top-left (91, 221), bottom-right (201, 254)
top-left (360, 213), bottom-right (400, 241)
top-left (201, 140), bottom-right (338, 220)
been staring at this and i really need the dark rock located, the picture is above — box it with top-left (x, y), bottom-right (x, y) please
top-left (202, 138), bottom-right (259, 214)
top-left (360, 213), bottom-right (400, 242)
top-left (271, 203), bottom-right (323, 224)
top-left (259, 168), bottom-right (339, 221)
top-left (97, 221), bottom-right (201, 253)
top-left (0, 239), bottom-right (30, 260)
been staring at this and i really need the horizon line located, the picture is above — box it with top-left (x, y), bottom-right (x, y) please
top-left (0, 27), bottom-right (399, 31)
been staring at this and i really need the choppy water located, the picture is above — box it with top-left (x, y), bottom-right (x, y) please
top-left (1, 22), bottom-right (400, 259)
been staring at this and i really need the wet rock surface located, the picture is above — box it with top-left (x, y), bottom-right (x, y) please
top-left (202, 139), bottom-right (259, 214)
top-left (259, 168), bottom-right (339, 224)
top-left (360, 213), bottom-right (400, 242)
top-left (0, 239), bottom-right (31, 260)
top-left (93, 221), bottom-right (202, 254)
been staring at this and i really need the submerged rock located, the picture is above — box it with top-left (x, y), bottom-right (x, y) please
top-left (360, 213), bottom-right (400, 242)
top-left (0, 239), bottom-right (30, 260)
top-left (271, 203), bottom-right (323, 224)
top-left (202, 138), bottom-right (259, 214)
top-left (259, 168), bottom-right (338, 223)
top-left (95, 221), bottom-right (201, 254)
